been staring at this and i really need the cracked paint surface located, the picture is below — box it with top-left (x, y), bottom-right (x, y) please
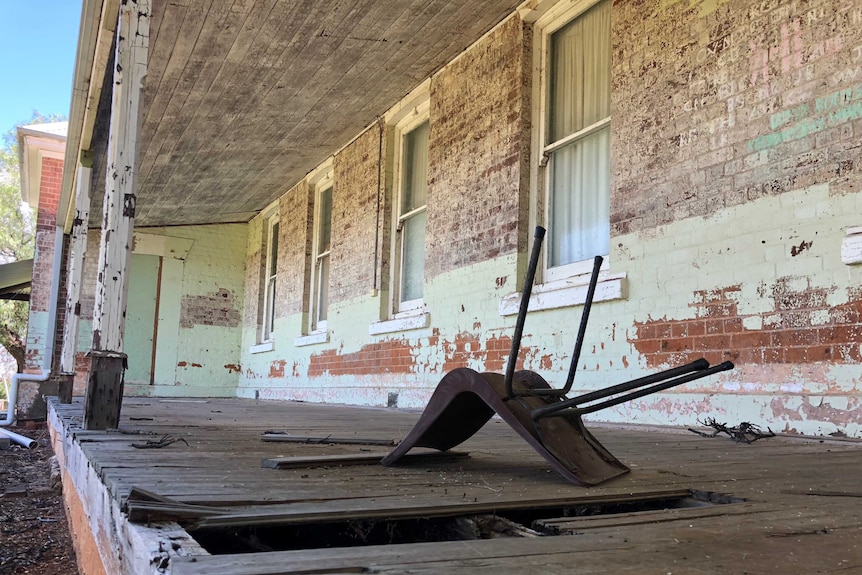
top-left (628, 277), bottom-right (862, 431)
top-left (304, 330), bottom-right (548, 378)
top-left (630, 278), bottom-right (862, 369)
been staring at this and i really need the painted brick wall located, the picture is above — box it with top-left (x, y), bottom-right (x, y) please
top-left (426, 17), bottom-right (531, 280)
top-left (235, 2), bottom-right (862, 437)
top-left (611, 1), bottom-right (862, 235)
top-left (631, 280), bottom-right (862, 368)
top-left (612, 2), bottom-right (862, 369)
top-left (243, 215), bottom-right (265, 327)
top-left (277, 180), bottom-right (313, 317)
top-left (331, 127), bottom-right (386, 304)
top-left (75, 224), bottom-right (246, 396)
top-left (52, 235), bottom-right (71, 371)
top-left (237, 9), bottom-right (541, 408)
top-left (24, 157), bottom-right (64, 371)
top-left (20, 156), bottom-right (65, 419)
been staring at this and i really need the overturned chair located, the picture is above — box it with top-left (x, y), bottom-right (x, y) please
top-left (382, 227), bottom-right (734, 486)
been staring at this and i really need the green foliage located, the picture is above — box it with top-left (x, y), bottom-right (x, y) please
top-left (0, 114), bottom-right (61, 373)
top-left (0, 138), bottom-right (34, 263)
top-left (0, 299), bottom-right (29, 373)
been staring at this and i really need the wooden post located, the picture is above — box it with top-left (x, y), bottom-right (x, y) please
top-left (84, 0), bottom-right (150, 430)
top-left (59, 160), bottom-right (92, 403)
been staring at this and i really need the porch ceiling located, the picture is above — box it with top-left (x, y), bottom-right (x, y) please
top-left (88, 0), bottom-right (523, 228)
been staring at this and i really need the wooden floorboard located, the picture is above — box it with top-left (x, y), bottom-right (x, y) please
top-left (50, 397), bottom-right (862, 574)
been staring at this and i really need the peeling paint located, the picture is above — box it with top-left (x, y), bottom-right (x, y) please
top-left (270, 359), bottom-right (287, 378)
top-left (180, 288), bottom-right (241, 329)
top-left (304, 331), bottom-right (555, 379)
top-left (790, 239), bottom-right (813, 256)
top-left (770, 395), bottom-right (862, 426)
top-left (631, 277), bottom-right (862, 369)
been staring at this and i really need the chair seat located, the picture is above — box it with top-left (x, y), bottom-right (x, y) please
top-left (381, 367), bottom-right (630, 486)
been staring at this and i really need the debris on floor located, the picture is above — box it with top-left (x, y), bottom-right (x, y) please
top-left (0, 425), bottom-right (78, 574)
top-left (688, 418), bottom-right (776, 443)
top-left (131, 434), bottom-right (189, 449)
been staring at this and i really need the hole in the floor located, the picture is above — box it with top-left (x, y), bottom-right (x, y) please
top-left (189, 490), bottom-right (744, 554)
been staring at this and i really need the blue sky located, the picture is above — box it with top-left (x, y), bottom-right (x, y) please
top-left (0, 1), bottom-right (82, 137)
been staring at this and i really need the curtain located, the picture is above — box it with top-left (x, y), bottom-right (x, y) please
top-left (400, 121), bottom-right (429, 303)
top-left (315, 187), bottom-right (332, 323)
top-left (403, 122), bottom-right (429, 211)
top-left (401, 210), bottom-right (427, 302)
top-left (548, 0), bottom-right (611, 267)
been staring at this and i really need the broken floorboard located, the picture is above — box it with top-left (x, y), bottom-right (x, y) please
top-left (48, 398), bottom-right (862, 574)
top-left (260, 450), bottom-right (469, 469)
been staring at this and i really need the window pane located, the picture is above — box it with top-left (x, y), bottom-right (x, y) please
top-left (269, 221), bottom-right (279, 276)
top-left (401, 210), bottom-right (427, 302)
top-left (549, 126), bottom-right (610, 266)
top-left (317, 254), bottom-right (329, 322)
top-left (402, 122), bottom-right (429, 212)
top-left (265, 275), bottom-right (276, 339)
top-left (319, 187), bottom-right (332, 253)
top-left (549, 0), bottom-right (611, 143)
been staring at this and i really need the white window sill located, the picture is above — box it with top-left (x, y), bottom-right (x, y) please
top-left (841, 226), bottom-right (862, 265)
top-left (499, 272), bottom-right (627, 316)
top-left (369, 311), bottom-right (430, 335)
top-left (294, 331), bottom-right (329, 347)
top-left (249, 341), bottom-right (274, 354)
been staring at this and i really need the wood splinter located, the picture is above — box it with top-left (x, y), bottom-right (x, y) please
top-left (131, 434), bottom-right (188, 449)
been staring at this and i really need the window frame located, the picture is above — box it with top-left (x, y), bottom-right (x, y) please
top-left (391, 99), bottom-right (430, 317)
top-left (532, 0), bottom-right (612, 284)
top-left (261, 211), bottom-right (279, 343)
top-left (309, 171), bottom-right (333, 334)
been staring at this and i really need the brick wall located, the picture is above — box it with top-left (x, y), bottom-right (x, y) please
top-left (75, 224), bottom-right (246, 396)
top-left (233, 1), bottom-right (862, 435)
top-left (21, 156), bottom-right (64, 418)
top-left (27, 158), bottom-right (62, 315)
top-left (277, 180), bottom-right (312, 317)
top-left (331, 127), bottom-right (385, 304)
top-left (631, 280), bottom-right (862, 368)
top-left (611, 1), bottom-right (862, 235)
top-left (24, 157), bottom-right (64, 371)
top-left (426, 17), bottom-right (532, 280)
top-left (243, 216), bottom-right (265, 327)
top-left (52, 235), bottom-right (71, 371)
top-left (612, 0), bottom-right (862, 376)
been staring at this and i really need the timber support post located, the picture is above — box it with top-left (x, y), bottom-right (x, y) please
top-left (83, 0), bottom-right (150, 430)
top-left (59, 160), bottom-right (92, 403)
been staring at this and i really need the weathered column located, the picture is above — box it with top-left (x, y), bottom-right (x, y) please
top-left (84, 0), bottom-right (150, 430)
top-left (59, 160), bottom-right (93, 403)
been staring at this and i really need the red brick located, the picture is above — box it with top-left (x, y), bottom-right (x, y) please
top-left (730, 331), bottom-right (771, 349)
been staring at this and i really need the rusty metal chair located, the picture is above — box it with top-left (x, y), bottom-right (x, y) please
top-left (382, 227), bottom-right (734, 486)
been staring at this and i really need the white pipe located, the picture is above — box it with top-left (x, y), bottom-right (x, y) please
top-left (1, 370), bottom-right (50, 428)
top-left (0, 427), bottom-right (38, 449)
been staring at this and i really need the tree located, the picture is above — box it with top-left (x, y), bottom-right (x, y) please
top-left (0, 118), bottom-right (44, 374)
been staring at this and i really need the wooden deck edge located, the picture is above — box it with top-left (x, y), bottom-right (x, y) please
top-left (46, 398), bottom-right (209, 575)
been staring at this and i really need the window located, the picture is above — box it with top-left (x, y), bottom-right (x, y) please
top-left (540, 0), bottom-right (611, 280)
top-left (394, 119), bottom-right (429, 314)
top-left (310, 185), bottom-right (332, 332)
top-left (261, 214), bottom-right (279, 342)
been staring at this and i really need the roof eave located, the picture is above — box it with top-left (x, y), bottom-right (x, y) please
top-left (17, 126), bottom-right (68, 210)
top-left (60, 0), bottom-right (119, 232)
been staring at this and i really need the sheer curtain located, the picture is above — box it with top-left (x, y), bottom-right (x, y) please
top-left (547, 0), bottom-right (611, 268)
top-left (400, 121), bottom-right (429, 304)
top-left (315, 187), bottom-right (332, 324)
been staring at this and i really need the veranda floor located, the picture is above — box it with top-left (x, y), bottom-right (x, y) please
top-left (49, 397), bottom-right (862, 574)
